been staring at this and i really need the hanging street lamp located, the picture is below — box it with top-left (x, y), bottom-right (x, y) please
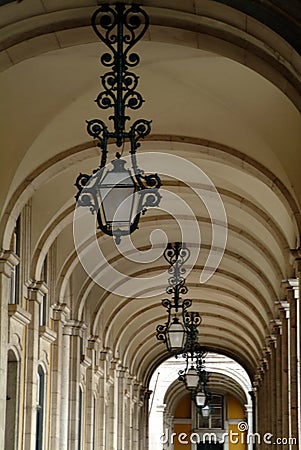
top-left (193, 371), bottom-right (211, 413)
top-left (178, 345), bottom-right (206, 392)
top-left (201, 404), bottom-right (211, 418)
top-left (156, 243), bottom-right (201, 355)
top-left (195, 390), bottom-right (207, 408)
top-left (75, 3), bottom-right (161, 244)
top-left (178, 338), bottom-right (212, 414)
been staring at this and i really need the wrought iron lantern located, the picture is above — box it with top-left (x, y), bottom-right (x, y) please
top-left (195, 390), bottom-right (207, 408)
top-left (193, 373), bottom-right (211, 411)
top-left (156, 243), bottom-right (201, 355)
top-left (201, 404), bottom-right (211, 418)
top-left (185, 366), bottom-right (199, 390)
top-left (179, 345), bottom-right (207, 392)
top-left (75, 3), bottom-right (161, 244)
top-left (165, 317), bottom-right (186, 352)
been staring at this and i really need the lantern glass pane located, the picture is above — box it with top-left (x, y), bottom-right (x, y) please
top-left (185, 367), bottom-right (199, 390)
top-left (167, 320), bottom-right (185, 351)
top-left (98, 160), bottom-right (137, 228)
top-left (202, 405), bottom-right (210, 418)
top-left (196, 392), bottom-right (206, 407)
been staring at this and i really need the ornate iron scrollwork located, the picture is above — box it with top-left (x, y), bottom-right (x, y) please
top-left (156, 243), bottom-right (202, 354)
top-left (75, 4), bottom-right (161, 243)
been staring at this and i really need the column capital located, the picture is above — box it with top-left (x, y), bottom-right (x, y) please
top-left (51, 303), bottom-right (70, 323)
top-left (276, 300), bottom-right (290, 319)
top-left (63, 319), bottom-right (87, 336)
top-left (245, 404), bottom-right (253, 413)
top-left (270, 318), bottom-right (282, 335)
top-left (290, 248), bottom-right (301, 262)
top-left (266, 334), bottom-right (277, 348)
top-left (0, 250), bottom-right (19, 277)
top-left (118, 367), bottom-right (129, 379)
top-left (99, 348), bottom-right (113, 362)
top-left (27, 280), bottom-right (48, 303)
top-left (87, 335), bottom-right (101, 350)
top-left (109, 357), bottom-right (121, 377)
top-left (282, 278), bottom-right (299, 298)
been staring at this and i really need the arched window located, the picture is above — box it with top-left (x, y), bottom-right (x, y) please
top-left (92, 395), bottom-right (96, 450)
top-left (198, 394), bottom-right (223, 429)
top-left (78, 386), bottom-right (83, 450)
top-left (39, 256), bottom-right (48, 327)
top-left (10, 216), bottom-right (20, 304)
top-left (36, 366), bottom-right (45, 450)
top-left (5, 349), bottom-right (19, 450)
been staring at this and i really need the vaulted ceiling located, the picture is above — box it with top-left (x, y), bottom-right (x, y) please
top-left (1, 0), bottom-right (300, 384)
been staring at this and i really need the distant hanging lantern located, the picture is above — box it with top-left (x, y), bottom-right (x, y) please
top-left (165, 317), bottom-right (187, 353)
top-left (201, 404), bottom-right (211, 418)
top-left (156, 243), bottom-right (200, 355)
top-left (195, 391), bottom-right (206, 407)
top-left (185, 366), bottom-right (199, 390)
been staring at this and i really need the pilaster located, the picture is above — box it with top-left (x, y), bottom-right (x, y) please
top-left (291, 256), bottom-right (301, 448)
top-left (286, 279), bottom-right (299, 447)
top-left (85, 336), bottom-right (100, 450)
top-left (0, 251), bottom-right (19, 450)
top-left (65, 319), bottom-right (87, 450)
top-left (98, 350), bottom-right (111, 450)
top-left (49, 303), bottom-right (70, 450)
top-left (23, 280), bottom-right (44, 450)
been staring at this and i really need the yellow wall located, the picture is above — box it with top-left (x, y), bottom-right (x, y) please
top-left (228, 395), bottom-right (245, 419)
top-left (228, 424), bottom-right (246, 449)
top-left (173, 394), bottom-right (191, 450)
top-left (174, 423), bottom-right (191, 450)
top-left (174, 393), bottom-right (191, 418)
top-left (228, 395), bottom-right (246, 450)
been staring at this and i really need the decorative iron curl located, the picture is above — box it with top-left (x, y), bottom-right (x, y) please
top-left (161, 298), bottom-right (172, 310)
top-left (164, 243), bottom-right (191, 268)
top-left (123, 72), bottom-right (139, 92)
top-left (89, 3), bottom-right (151, 148)
top-left (124, 91), bottom-right (144, 110)
top-left (156, 324), bottom-right (167, 342)
top-left (95, 91), bottom-right (116, 110)
top-left (74, 173), bottom-right (97, 214)
top-left (122, 5), bottom-right (149, 56)
top-left (131, 119), bottom-right (152, 142)
top-left (101, 72), bottom-right (117, 90)
top-left (182, 299), bottom-right (192, 310)
top-left (137, 173), bottom-right (161, 191)
top-left (91, 5), bottom-right (119, 53)
top-left (86, 119), bottom-right (108, 140)
top-left (139, 189), bottom-right (161, 213)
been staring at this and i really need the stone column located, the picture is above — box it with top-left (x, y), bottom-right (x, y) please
top-left (117, 368), bottom-right (127, 450)
top-left (257, 353), bottom-right (270, 449)
top-left (97, 350), bottom-right (111, 450)
top-left (278, 301), bottom-right (289, 444)
top-left (24, 281), bottom-right (47, 450)
top-left (85, 336), bottom-right (100, 450)
top-left (271, 319), bottom-right (283, 445)
top-left (132, 381), bottom-right (142, 450)
top-left (0, 251), bottom-right (19, 450)
top-left (125, 375), bottom-right (134, 449)
top-left (50, 303), bottom-right (70, 450)
top-left (286, 281), bottom-right (298, 447)
top-left (267, 335), bottom-right (277, 437)
top-left (64, 319), bottom-right (87, 450)
top-left (107, 359), bottom-right (120, 450)
top-left (138, 387), bottom-right (152, 450)
top-left (291, 256), bottom-right (301, 449)
top-left (60, 319), bottom-right (71, 449)
top-left (245, 404), bottom-right (253, 450)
